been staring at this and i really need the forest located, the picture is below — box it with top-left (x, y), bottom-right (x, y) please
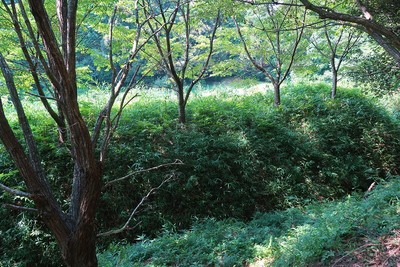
top-left (0, 0), bottom-right (399, 266)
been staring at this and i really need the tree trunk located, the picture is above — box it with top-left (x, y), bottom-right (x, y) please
top-left (62, 222), bottom-right (98, 267)
top-left (273, 83), bottom-right (281, 106)
top-left (331, 68), bottom-right (338, 98)
top-left (177, 84), bottom-right (186, 124)
top-left (1, 1), bottom-right (103, 266)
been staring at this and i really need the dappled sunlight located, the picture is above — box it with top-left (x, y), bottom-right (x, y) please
top-left (97, 178), bottom-right (399, 266)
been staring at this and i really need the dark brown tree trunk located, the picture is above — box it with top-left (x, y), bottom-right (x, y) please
top-left (178, 84), bottom-right (186, 124)
top-left (61, 209), bottom-right (99, 267)
top-left (273, 83), bottom-right (281, 106)
top-left (331, 68), bottom-right (338, 99)
top-left (25, 1), bottom-right (101, 266)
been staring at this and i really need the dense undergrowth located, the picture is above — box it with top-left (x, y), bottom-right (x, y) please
top-left (97, 177), bottom-right (400, 266)
top-left (1, 83), bottom-right (400, 265)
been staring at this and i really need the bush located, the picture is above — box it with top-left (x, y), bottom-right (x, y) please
top-left (98, 177), bottom-right (400, 266)
top-left (2, 84), bottom-right (400, 264)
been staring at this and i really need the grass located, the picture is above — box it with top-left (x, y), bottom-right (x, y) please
top-left (97, 177), bottom-right (400, 266)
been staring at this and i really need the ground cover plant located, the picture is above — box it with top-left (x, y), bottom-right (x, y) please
top-left (1, 83), bottom-right (400, 265)
top-left (97, 176), bottom-right (400, 266)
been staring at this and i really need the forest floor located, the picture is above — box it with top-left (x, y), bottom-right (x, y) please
top-left (323, 230), bottom-right (400, 267)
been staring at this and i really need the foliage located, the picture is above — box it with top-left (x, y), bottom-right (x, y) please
top-left (1, 83), bottom-right (400, 265)
top-left (97, 177), bottom-right (400, 266)
top-left (98, 83), bottom-right (400, 240)
top-left (347, 42), bottom-right (400, 93)
top-left (1, 0), bottom-right (399, 265)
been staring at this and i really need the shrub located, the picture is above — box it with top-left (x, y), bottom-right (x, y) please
top-left (2, 84), bottom-right (400, 264)
top-left (98, 177), bottom-right (400, 266)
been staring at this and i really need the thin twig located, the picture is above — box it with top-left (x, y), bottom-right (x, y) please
top-left (97, 174), bottom-right (175, 237)
top-left (104, 159), bottom-right (184, 188)
top-left (25, 92), bottom-right (57, 101)
top-left (235, 0), bottom-right (303, 7)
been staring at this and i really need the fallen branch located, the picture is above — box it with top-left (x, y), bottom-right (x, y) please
top-left (97, 174), bottom-right (175, 237)
top-left (104, 159), bottom-right (183, 188)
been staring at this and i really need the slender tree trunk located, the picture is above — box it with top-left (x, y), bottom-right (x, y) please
top-left (331, 68), bottom-right (338, 98)
top-left (273, 83), bottom-right (281, 106)
top-left (177, 84), bottom-right (186, 124)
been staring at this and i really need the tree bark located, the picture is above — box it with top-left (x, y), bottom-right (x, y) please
top-left (22, 1), bottom-right (101, 266)
top-left (178, 84), bottom-right (186, 124)
top-left (331, 67), bottom-right (338, 98)
top-left (62, 219), bottom-right (99, 267)
top-left (273, 82), bottom-right (281, 106)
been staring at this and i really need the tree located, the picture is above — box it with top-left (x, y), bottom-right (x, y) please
top-left (309, 21), bottom-right (362, 98)
top-left (141, 0), bottom-right (220, 123)
top-left (299, 0), bottom-right (400, 65)
top-left (234, 1), bottom-right (306, 106)
top-left (0, 0), bottom-right (150, 265)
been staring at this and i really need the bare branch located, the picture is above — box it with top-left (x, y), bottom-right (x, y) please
top-left (25, 92), bottom-right (57, 101)
top-left (3, 203), bottom-right (38, 213)
top-left (278, 7), bottom-right (307, 86)
top-left (234, 17), bottom-right (275, 82)
top-left (92, 1), bottom-right (165, 151)
top-left (97, 174), bottom-right (176, 237)
top-left (0, 182), bottom-right (32, 198)
top-left (2, 0), bottom-right (65, 131)
top-left (235, 0), bottom-right (303, 7)
top-left (104, 159), bottom-right (184, 188)
top-left (109, 5), bottom-right (118, 87)
top-left (185, 10), bottom-right (221, 106)
top-left (0, 52), bottom-right (45, 181)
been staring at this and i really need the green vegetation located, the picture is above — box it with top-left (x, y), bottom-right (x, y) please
top-left (97, 177), bottom-right (400, 266)
top-left (1, 0), bottom-right (399, 265)
top-left (1, 83), bottom-right (400, 265)
top-left (95, 83), bottom-right (400, 237)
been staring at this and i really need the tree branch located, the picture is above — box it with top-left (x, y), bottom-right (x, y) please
top-left (97, 174), bottom-right (176, 237)
top-left (299, 0), bottom-right (400, 64)
top-left (236, 0), bottom-right (303, 7)
top-left (0, 182), bottom-right (32, 198)
top-left (234, 17), bottom-right (275, 82)
top-left (3, 203), bottom-right (38, 213)
top-left (104, 159), bottom-right (184, 188)
top-left (185, 10), bottom-right (221, 106)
